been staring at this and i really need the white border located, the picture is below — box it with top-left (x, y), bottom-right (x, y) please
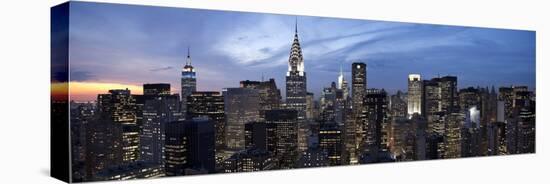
top-left (0, 0), bottom-right (547, 183)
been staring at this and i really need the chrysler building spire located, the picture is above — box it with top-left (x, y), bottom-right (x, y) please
top-left (287, 18), bottom-right (304, 76)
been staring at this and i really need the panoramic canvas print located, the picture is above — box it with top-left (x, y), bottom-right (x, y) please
top-left (51, 1), bottom-right (536, 183)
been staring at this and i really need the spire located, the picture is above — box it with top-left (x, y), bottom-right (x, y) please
top-left (287, 17), bottom-right (304, 76)
top-left (339, 63), bottom-right (343, 77)
top-left (295, 17), bottom-right (298, 34)
top-left (186, 46), bottom-right (192, 66)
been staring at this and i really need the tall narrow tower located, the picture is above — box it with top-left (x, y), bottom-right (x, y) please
top-left (407, 74), bottom-right (422, 118)
top-left (181, 47), bottom-right (197, 118)
top-left (285, 19), bottom-right (307, 120)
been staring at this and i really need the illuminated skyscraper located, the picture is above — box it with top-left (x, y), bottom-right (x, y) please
top-left (285, 20), bottom-right (308, 120)
top-left (443, 113), bottom-right (463, 158)
top-left (87, 89), bottom-right (138, 179)
top-left (407, 74), bottom-right (422, 118)
top-left (181, 47), bottom-right (197, 118)
top-left (351, 62), bottom-right (367, 154)
top-left (140, 84), bottom-right (182, 168)
top-left (187, 91), bottom-right (225, 152)
top-left (265, 109), bottom-right (298, 169)
top-left (338, 64), bottom-right (350, 99)
top-left (352, 62), bottom-right (367, 114)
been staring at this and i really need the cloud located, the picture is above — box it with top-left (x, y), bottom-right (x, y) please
top-left (70, 71), bottom-right (95, 81)
top-left (149, 66), bottom-right (174, 72)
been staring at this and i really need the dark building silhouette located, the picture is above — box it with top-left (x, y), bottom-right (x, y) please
top-left (143, 83), bottom-right (171, 96)
top-left (222, 149), bottom-right (277, 173)
top-left (362, 88), bottom-right (388, 154)
top-left (265, 109), bottom-right (298, 169)
top-left (318, 122), bottom-right (344, 166)
top-left (164, 118), bottom-right (216, 176)
top-left (245, 122), bottom-right (268, 152)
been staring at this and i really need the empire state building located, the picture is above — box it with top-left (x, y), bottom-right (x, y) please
top-left (181, 47), bottom-right (196, 117)
top-left (285, 21), bottom-right (307, 120)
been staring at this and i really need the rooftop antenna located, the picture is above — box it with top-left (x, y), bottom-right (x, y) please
top-left (295, 16), bottom-right (298, 34)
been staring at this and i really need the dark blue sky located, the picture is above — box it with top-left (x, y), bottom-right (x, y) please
top-left (68, 2), bottom-right (535, 100)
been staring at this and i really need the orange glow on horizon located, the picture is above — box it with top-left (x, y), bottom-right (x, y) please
top-left (51, 82), bottom-right (69, 101)
top-left (68, 82), bottom-right (143, 101)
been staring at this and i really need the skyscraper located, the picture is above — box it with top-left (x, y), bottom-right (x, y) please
top-left (362, 88), bottom-right (388, 154)
top-left (407, 74), bottom-right (422, 118)
top-left (181, 48), bottom-right (197, 118)
top-left (439, 76), bottom-right (458, 114)
top-left (443, 113), bottom-right (463, 158)
top-left (187, 91), bottom-right (225, 152)
top-left (285, 21), bottom-right (308, 120)
top-left (351, 62), bottom-right (367, 155)
top-left (352, 62), bottom-right (367, 114)
top-left (265, 109), bottom-right (298, 169)
top-left (319, 122), bottom-right (344, 166)
top-left (223, 88), bottom-right (261, 151)
top-left (140, 84), bottom-right (182, 168)
top-left (240, 79), bottom-right (282, 120)
top-left (144, 83), bottom-right (171, 96)
top-left (164, 118), bottom-right (216, 176)
top-left (338, 64), bottom-right (350, 99)
top-left (87, 89), bottom-right (138, 179)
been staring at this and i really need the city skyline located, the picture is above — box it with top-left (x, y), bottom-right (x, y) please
top-left (53, 2), bottom-right (536, 182)
top-left (64, 2), bottom-right (535, 101)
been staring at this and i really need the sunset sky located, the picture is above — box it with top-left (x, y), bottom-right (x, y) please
top-left (62, 2), bottom-right (536, 102)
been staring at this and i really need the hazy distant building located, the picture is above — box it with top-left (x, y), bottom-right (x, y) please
top-left (306, 92), bottom-right (316, 120)
top-left (240, 79), bottom-right (281, 120)
top-left (338, 64), bottom-right (350, 99)
top-left (320, 82), bottom-right (338, 122)
top-left (223, 88), bottom-right (261, 151)
top-left (390, 91), bottom-right (407, 119)
top-left (389, 118), bottom-right (416, 161)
